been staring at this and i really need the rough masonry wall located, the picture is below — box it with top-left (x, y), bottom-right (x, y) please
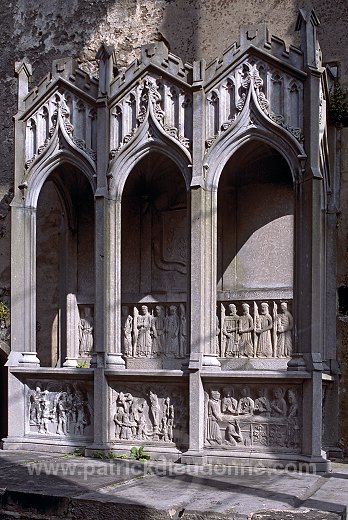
top-left (1, 0), bottom-right (348, 450)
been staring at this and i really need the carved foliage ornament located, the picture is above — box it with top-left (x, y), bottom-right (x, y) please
top-left (206, 61), bottom-right (303, 150)
top-left (109, 77), bottom-right (191, 158)
top-left (25, 90), bottom-right (97, 171)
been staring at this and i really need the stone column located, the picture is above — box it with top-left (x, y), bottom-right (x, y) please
top-left (7, 204), bottom-right (40, 367)
top-left (85, 367), bottom-right (110, 453)
top-left (289, 9), bottom-right (329, 469)
top-left (7, 61), bottom-right (39, 367)
top-left (104, 198), bottom-right (125, 368)
top-left (189, 61), bottom-right (220, 371)
top-left (93, 44), bottom-right (124, 369)
top-left (63, 227), bottom-right (79, 367)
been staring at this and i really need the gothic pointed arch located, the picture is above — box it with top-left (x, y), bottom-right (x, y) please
top-left (108, 118), bottom-right (191, 202)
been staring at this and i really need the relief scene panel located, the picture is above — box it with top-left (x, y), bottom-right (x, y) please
top-left (26, 380), bottom-right (93, 438)
top-left (204, 384), bottom-right (301, 452)
top-left (109, 382), bottom-right (188, 448)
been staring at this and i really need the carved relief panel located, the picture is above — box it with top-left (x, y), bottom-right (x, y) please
top-left (218, 300), bottom-right (293, 358)
top-left (204, 383), bottom-right (301, 452)
top-left (121, 303), bottom-right (187, 359)
top-left (26, 380), bottom-right (93, 438)
top-left (109, 382), bottom-right (188, 448)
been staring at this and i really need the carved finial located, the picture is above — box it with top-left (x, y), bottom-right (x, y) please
top-left (15, 61), bottom-right (32, 112)
top-left (96, 43), bottom-right (116, 97)
top-left (141, 41), bottom-right (169, 67)
top-left (240, 23), bottom-right (269, 51)
top-left (296, 8), bottom-right (320, 68)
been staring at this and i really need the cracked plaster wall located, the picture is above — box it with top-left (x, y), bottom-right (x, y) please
top-left (1, 0), bottom-right (348, 450)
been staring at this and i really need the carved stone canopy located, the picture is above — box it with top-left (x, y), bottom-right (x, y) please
top-left (14, 17), bottom-right (328, 202)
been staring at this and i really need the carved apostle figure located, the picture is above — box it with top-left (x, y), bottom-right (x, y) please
top-left (152, 305), bottom-right (166, 356)
top-left (120, 412), bottom-right (137, 440)
top-left (270, 387), bottom-right (287, 417)
top-left (121, 306), bottom-right (133, 357)
top-left (179, 304), bottom-right (187, 357)
top-left (222, 304), bottom-right (240, 357)
top-left (237, 387), bottom-right (254, 415)
top-left (149, 391), bottom-right (161, 439)
top-left (286, 389), bottom-right (300, 447)
top-left (276, 302), bottom-right (293, 357)
top-left (114, 407), bottom-right (125, 439)
top-left (166, 305), bottom-right (180, 356)
top-left (254, 387), bottom-right (271, 418)
top-left (221, 387), bottom-right (238, 414)
top-left (78, 307), bottom-right (94, 355)
top-left (238, 303), bottom-right (254, 357)
top-left (206, 390), bottom-right (222, 445)
top-left (255, 302), bottom-right (273, 357)
top-left (39, 391), bottom-right (51, 434)
top-left (135, 305), bottom-right (153, 357)
top-left (74, 392), bottom-right (87, 435)
top-left (30, 386), bottom-right (43, 425)
top-left (56, 398), bottom-right (67, 435)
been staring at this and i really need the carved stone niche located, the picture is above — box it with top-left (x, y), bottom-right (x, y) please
top-left (109, 382), bottom-right (188, 449)
top-left (204, 383), bottom-right (301, 452)
top-left (26, 380), bottom-right (93, 439)
top-left (218, 300), bottom-right (294, 369)
top-left (121, 303), bottom-right (188, 370)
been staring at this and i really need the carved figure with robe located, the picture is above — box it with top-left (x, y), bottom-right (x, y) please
top-left (121, 306), bottom-right (133, 357)
top-left (238, 303), bottom-right (254, 357)
top-left (255, 302), bottom-right (273, 357)
top-left (135, 305), bottom-right (153, 357)
top-left (206, 390), bottom-right (222, 445)
top-left (166, 305), bottom-right (180, 356)
top-left (276, 302), bottom-right (293, 357)
top-left (78, 306), bottom-right (94, 355)
top-left (222, 304), bottom-right (240, 357)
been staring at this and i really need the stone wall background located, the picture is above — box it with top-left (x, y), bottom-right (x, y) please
top-left (0, 0), bottom-right (348, 452)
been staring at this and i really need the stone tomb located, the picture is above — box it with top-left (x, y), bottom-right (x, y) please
top-left (3, 12), bottom-right (337, 470)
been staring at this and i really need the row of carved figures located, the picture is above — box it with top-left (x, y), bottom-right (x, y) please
top-left (29, 384), bottom-right (91, 436)
top-left (218, 301), bottom-right (293, 358)
top-left (113, 390), bottom-right (175, 443)
top-left (77, 300), bottom-right (293, 360)
top-left (122, 304), bottom-right (187, 358)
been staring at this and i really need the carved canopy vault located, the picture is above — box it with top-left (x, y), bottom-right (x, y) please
top-left (5, 10), bottom-right (337, 470)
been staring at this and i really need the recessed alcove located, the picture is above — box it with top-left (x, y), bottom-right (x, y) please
top-left (36, 165), bottom-right (95, 366)
top-left (120, 152), bottom-right (188, 366)
top-left (121, 152), bottom-right (188, 304)
top-left (217, 141), bottom-right (294, 302)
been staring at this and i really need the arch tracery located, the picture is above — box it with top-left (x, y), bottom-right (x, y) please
top-left (6, 13), bottom-right (335, 470)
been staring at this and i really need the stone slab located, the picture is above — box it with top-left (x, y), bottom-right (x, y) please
top-left (0, 451), bottom-right (347, 519)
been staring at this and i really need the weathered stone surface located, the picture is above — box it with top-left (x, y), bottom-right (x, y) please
top-left (1, 0), bottom-right (348, 465)
top-left (0, 452), bottom-right (347, 520)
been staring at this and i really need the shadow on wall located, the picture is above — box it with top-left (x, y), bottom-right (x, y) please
top-left (0, 349), bottom-right (8, 439)
top-left (159, 0), bottom-right (302, 64)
